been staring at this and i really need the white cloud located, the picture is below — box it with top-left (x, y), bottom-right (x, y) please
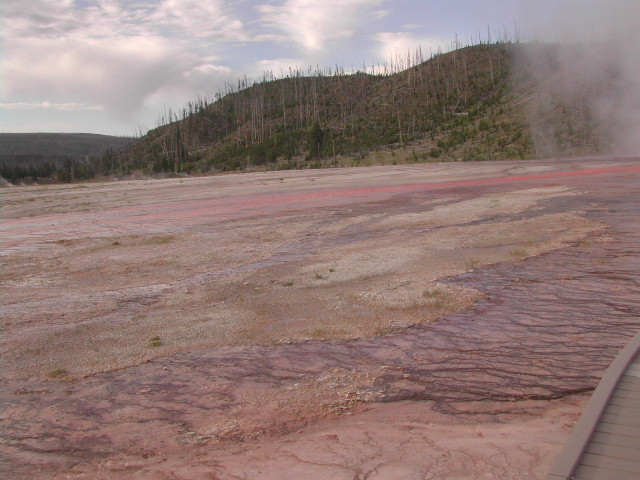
top-left (0, 0), bottom-right (249, 121)
top-left (4, 35), bottom-right (191, 118)
top-left (257, 58), bottom-right (305, 76)
top-left (256, 0), bottom-right (384, 51)
top-left (0, 102), bottom-right (104, 111)
top-left (189, 64), bottom-right (232, 75)
top-left (375, 31), bottom-right (449, 64)
top-left (149, 0), bottom-right (248, 40)
top-left (2, 0), bottom-right (248, 41)
top-left (372, 9), bottom-right (391, 19)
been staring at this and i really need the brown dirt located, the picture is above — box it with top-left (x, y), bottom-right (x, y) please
top-left (1, 157), bottom-right (639, 479)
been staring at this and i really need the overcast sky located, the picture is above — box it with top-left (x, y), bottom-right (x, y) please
top-left (0, 0), bottom-right (616, 136)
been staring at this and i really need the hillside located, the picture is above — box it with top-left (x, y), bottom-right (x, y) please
top-left (0, 133), bottom-right (134, 182)
top-left (3, 42), bottom-right (612, 183)
top-left (113, 43), bottom-right (530, 177)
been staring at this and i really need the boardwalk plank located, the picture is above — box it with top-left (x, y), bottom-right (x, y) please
top-left (590, 431), bottom-right (640, 449)
top-left (600, 411), bottom-right (640, 427)
top-left (625, 365), bottom-right (640, 377)
top-left (620, 374), bottom-right (640, 385)
top-left (617, 377), bottom-right (640, 392)
top-left (609, 387), bottom-right (640, 400)
top-left (586, 441), bottom-right (639, 460)
top-left (606, 403), bottom-right (640, 417)
top-left (573, 464), bottom-right (640, 480)
top-left (608, 395), bottom-right (639, 409)
top-left (595, 421), bottom-right (640, 437)
top-left (580, 452), bottom-right (640, 472)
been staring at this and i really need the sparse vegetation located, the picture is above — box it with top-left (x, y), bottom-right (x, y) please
top-left (510, 249), bottom-right (529, 260)
top-left (148, 336), bottom-right (163, 347)
top-left (429, 299), bottom-right (447, 310)
top-left (422, 287), bottom-right (452, 311)
top-left (423, 288), bottom-right (444, 298)
top-left (309, 328), bottom-right (327, 338)
top-left (46, 368), bottom-right (69, 380)
top-left (373, 325), bottom-right (394, 336)
top-left (141, 235), bottom-right (176, 245)
top-left (466, 259), bottom-right (481, 269)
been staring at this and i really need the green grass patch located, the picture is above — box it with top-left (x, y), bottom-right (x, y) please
top-left (422, 288), bottom-right (444, 298)
top-left (46, 368), bottom-right (69, 380)
top-left (466, 259), bottom-right (480, 269)
top-left (144, 235), bottom-right (176, 245)
top-left (510, 249), bottom-right (529, 260)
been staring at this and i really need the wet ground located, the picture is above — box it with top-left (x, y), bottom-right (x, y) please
top-left (1, 158), bottom-right (639, 479)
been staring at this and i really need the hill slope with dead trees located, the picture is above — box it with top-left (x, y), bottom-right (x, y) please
top-left (112, 43), bottom-right (527, 176)
top-left (3, 42), bottom-right (615, 183)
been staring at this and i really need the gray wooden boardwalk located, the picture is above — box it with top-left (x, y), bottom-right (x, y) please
top-left (548, 331), bottom-right (640, 480)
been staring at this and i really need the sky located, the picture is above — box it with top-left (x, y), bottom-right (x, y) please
top-left (0, 0), bottom-right (602, 136)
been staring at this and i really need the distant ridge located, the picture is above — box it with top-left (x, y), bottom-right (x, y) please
top-left (0, 133), bottom-right (134, 183)
top-left (0, 133), bottom-right (134, 159)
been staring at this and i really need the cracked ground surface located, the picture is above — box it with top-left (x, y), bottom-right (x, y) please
top-left (1, 158), bottom-right (639, 479)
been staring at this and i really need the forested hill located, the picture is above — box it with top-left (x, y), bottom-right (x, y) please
top-left (0, 133), bottom-right (133, 182)
top-left (107, 43), bottom-right (529, 177)
top-left (0, 133), bottom-right (134, 158)
top-left (3, 42), bottom-right (608, 183)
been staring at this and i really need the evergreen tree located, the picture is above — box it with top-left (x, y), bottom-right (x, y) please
top-left (307, 121), bottom-right (325, 159)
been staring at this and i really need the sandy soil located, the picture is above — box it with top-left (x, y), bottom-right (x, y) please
top-left (1, 158), bottom-right (639, 479)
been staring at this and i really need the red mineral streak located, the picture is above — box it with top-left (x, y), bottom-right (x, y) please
top-left (2, 163), bottom-right (639, 252)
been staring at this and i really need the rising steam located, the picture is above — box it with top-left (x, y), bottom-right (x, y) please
top-left (516, 0), bottom-right (640, 157)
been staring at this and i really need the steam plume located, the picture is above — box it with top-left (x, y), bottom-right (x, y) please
top-left (517, 0), bottom-right (640, 156)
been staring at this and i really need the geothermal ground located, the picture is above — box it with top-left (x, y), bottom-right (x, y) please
top-left (1, 158), bottom-right (639, 479)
